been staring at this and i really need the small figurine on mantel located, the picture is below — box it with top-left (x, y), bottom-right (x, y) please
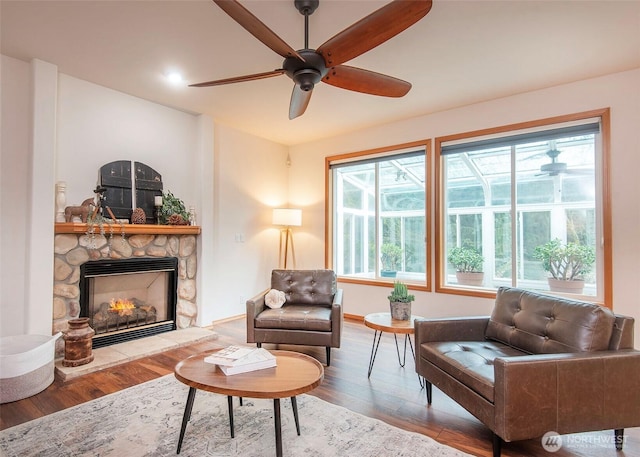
top-left (64, 198), bottom-right (94, 223)
top-left (63, 186), bottom-right (108, 223)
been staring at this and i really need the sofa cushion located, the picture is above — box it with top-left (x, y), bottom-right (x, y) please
top-left (421, 340), bottom-right (526, 402)
top-left (271, 269), bottom-right (336, 307)
top-left (255, 305), bottom-right (332, 332)
top-left (486, 287), bottom-right (615, 354)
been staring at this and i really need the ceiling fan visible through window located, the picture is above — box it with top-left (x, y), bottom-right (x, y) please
top-left (190, 0), bottom-right (433, 119)
top-left (536, 141), bottom-right (594, 177)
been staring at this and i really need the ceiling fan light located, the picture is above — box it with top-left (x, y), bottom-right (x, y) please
top-left (293, 68), bottom-right (321, 91)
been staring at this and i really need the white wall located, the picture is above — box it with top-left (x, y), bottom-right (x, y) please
top-left (0, 55), bottom-right (31, 336)
top-left (56, 74), bottom-right (200, 209)
top-left (205, 124), bottom-right (289, 323)
top-left (289, 68), bottom-right (640, 345)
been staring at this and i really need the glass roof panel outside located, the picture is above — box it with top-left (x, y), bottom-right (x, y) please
top-left (338, 155), bottom-right (425, 195)
top-left (446, 135), bottom-right (595, 189)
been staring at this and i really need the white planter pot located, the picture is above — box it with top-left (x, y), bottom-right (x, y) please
top-left (548, 278), bottom-right (585, 294)
top-left (455, 272), bottom-right (484, 286)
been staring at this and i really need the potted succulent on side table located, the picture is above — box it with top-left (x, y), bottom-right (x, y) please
top-left (387, 281), bottom-right (415, 321)
top-left (381, 243), bottom-right (403, 278)
top-left (447, 246), bottom-right (485, 286)
top-left (533, 238), bottom-right (595, 294)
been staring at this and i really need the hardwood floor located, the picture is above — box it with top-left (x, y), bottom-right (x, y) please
top-left (1, 317), bottom-right (638, 457)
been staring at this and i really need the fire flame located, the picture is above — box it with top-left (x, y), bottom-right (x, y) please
top-left (109, 298), bottom-right (135, 316)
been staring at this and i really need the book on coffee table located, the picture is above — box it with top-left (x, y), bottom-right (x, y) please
top-left (204, 345), bottom-right (257, 366)
top-left (218, 349), bottom-right (277, 376)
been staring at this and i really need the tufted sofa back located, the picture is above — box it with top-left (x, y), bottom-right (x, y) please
top-left (485, 287), bottom-right (616, 354)
top-left (271, 269), bottom-right (337, 307)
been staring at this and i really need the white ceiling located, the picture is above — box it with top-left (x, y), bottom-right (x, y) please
top-left (2, 0), bottom-right (639, 146)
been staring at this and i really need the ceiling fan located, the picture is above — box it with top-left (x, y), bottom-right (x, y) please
top-left (190, 0), bottom-right (433, 119)
top-left (537, 148), bottom-right (592, 177)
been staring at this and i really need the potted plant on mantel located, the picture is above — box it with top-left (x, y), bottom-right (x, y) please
top-left (387, 281), bottom-right (415, 321)
top-left (160, 191), bottom-right (191, 225)
top-left (381, 243), bottom-right (403, 278)
top-left (533, 238), bottom-right (595, 294)
top-left (447, 246), bottom-right (485, 286)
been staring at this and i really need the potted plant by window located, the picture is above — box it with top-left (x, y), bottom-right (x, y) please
top-left (447, 246), bottom-right (485, 286)
top-left (533, 239), bottom-right (595, 294)
top-left (387, 281), bottom-right (415, 320)
top-left (381, 243), bottom-right (403, 278)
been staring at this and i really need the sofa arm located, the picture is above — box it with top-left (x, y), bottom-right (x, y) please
top-left (414, 316), bottom-right (490, 345)
top-left (330, 289), bottom-right (344, 348)
top-left (246, 289), bottom-right (269, 343)
top-left (493, 350), bottom-right (640, 441)
top-left (333, 288), bottom-right (343, 306)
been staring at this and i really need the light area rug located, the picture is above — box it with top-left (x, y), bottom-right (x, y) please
top-left (0, 374), bottom-right (473, 457)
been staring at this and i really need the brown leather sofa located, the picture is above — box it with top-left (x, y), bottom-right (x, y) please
top-left (415, 287), bottom-right (640, 456)
top-left (246, 269), bottom-right (343, 366)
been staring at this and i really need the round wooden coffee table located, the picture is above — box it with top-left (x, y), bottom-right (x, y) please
top-left (174, 349), bottom-right (324, 457)
top-left (364, 312), bottom-right (424, 386)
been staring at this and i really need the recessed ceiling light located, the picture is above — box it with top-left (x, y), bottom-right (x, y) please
top-left (166, 72), bottom-right (184, 85)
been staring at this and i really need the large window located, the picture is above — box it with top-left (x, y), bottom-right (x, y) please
top-left (437, 110), bottom-right (611, 305)
top-left (327, 141), bottom-right (430, 287)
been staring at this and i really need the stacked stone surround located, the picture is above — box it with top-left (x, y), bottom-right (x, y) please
top-left (53, 231), bottom-right (198, 338)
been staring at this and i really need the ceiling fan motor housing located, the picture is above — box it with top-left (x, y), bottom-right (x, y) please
top-left (294, 0), bottom-right (319, 16)
top-left (283, 50), bottom-right (329, 91)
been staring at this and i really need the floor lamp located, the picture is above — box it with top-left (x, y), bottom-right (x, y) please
top-left (272, 208), bottom-right (302, 269)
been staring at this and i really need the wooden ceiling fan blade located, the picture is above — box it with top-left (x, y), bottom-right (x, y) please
top-left (189, 69), bottom-right (285, 87)
top-left (322, 65), bottom-right (411, 97)
top-left (213, 0), bottom-right (303, 61)
top-left (317, 0), bottom-right (432, 67)
top-left (289, 85), bottom-right (313, 119)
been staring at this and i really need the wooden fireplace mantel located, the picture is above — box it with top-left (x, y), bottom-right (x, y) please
top-left (55, 222), bottom-right (201, 235)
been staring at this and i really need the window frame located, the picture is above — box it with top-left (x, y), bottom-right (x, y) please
top-left (325, 140), bottom-right (432, 291)
top-left (435, 109), bottom-right (612, 307)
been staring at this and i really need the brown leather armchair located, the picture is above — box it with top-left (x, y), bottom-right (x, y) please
top-left (415, 287), bottom-right (640, 457)
top-left (246, 269), bottom-right (343, 366)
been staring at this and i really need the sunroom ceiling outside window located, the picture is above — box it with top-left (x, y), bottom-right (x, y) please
top-left (339, 156), bottom-right (425, 197)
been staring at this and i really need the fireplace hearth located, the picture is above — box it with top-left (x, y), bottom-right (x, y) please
top-left (79, 257), bottom-right (178, 348)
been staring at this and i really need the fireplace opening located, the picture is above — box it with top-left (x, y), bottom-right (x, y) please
top-left (79, 257), bottom-right (178, 348)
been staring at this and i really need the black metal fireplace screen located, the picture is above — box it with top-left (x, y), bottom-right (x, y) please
top-left (79, 257), bottom-right (178, 348)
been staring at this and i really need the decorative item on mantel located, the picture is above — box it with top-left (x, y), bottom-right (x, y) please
top-left (55, 181), bottom-right (67, 222)
top-left (131, 207), bottom-right (147, 224)
top-left (154, 195), bottom-right (163, 225)
top-left (160, 191), bottom-right (191, 225)
top-left (62, 317), bottom-right (95, 367)
top-left (64, 197), bottom-right (94, 223)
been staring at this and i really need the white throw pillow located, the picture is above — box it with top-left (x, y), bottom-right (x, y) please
top-left (265, 289), bottom-right (286, 309)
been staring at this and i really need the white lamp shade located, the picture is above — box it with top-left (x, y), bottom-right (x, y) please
top-left (272, 208), bottom-right (302, 227)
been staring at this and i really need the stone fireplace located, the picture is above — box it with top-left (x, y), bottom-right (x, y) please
top-left (53, 224), bottom-right (199, 354)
